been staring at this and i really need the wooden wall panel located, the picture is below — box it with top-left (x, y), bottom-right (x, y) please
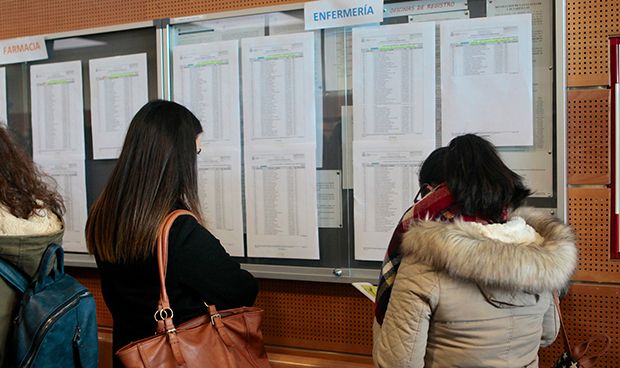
top-left (568, 188), bottom-right (620, 282)
top-left (538, 283), bottom-right (620, 367)
top-left (267, 346), bottom-right (373, 368)
top-left (0, 0), bottom-right (304, 40)
top-left (567, 89), bottom-right (610, 184)
top-left (254, 279), bottom-right (373, 355)
top-left (567, 0), bottom-right (620, 87)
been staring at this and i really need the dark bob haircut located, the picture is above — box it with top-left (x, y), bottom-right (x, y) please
top-left (444, 134), bottom-right (531, 222)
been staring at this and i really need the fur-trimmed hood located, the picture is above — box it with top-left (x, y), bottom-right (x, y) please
top-left (400, 207), bottom-right (577, 293)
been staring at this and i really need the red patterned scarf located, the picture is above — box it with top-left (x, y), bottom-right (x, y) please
top-left (374, 183), bottom-right (501, 325)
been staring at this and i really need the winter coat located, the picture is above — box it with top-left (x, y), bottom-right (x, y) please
top-left (373, 207), bottom-right (577, 368)
top-left (0, 205), bottom-right (64, 367)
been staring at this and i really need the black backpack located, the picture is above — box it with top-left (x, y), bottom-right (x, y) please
top-left (0, 243), bottom-right (98, 368)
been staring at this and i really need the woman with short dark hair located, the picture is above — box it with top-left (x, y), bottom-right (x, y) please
top-left (373, 134), bottom-right (577, 367)
top-left (444, 133), bottom-right (531, 222)
top-left (85, 100), bottom-right (258, 367)
top-left (0, 126), bottom-right (65, 365)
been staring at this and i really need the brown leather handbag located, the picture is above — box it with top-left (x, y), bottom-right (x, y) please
top-left (116, 210), bottom-right (271, 368)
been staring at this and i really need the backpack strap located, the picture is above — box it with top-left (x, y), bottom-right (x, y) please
top-left (0, 255), bottom-right (29, 293)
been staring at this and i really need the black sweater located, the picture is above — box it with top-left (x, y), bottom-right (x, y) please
top-left (96, 215), bottom-right (258, 366)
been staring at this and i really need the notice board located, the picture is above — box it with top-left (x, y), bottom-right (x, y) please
top-left (0, 0), bottom-right (566, 282)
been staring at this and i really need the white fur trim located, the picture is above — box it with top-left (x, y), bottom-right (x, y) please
top-left (468, 217), bottom-right (543, 245)
top-left (0, 205), bottom-right (63, 236)
top-left (400, 207), bottom-right (577, 292)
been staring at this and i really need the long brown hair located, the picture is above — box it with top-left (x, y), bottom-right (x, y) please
top-left (85, 100), bottom-right (203, 263)
top-left (0, 126), bottom-right (65, 219)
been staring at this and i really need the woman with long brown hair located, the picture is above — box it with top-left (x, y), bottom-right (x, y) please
top-left (85, 100), bottom-right (258, 367)
top-left (0, 126), bottom-right (65, 365)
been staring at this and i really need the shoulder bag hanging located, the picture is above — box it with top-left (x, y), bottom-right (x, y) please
top-left (116, 210), bottom-right (271, 368)
top-left (552, 292), bottom-right (611, 368)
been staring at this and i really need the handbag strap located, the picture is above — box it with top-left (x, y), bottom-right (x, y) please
top-left (156, 209), bottom-right (196, 311)
top-left (553, 291), bottom-right (612, 368)
top-left (154, 209), bottom-right (196, 366)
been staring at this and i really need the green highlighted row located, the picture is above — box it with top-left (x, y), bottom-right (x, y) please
top-left (468, 37), bottom-right (518, 45)
top-left (378, 44), bottom-right (422, 51)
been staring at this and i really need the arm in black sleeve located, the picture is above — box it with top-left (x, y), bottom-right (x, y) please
top-left (169, 216), bottom-right (258, 309)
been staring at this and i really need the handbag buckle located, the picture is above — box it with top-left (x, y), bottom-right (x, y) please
top-left (204, 302), bottom-right (221, 325)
